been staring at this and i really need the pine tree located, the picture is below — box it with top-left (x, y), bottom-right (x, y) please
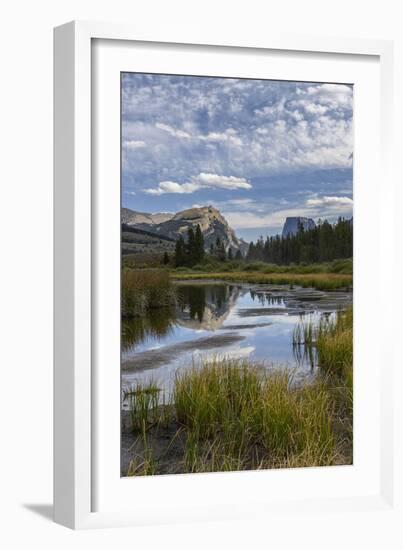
top-left (195, 224), bottom-right (205, 263)
top-left (187, 227), bottom-right (196, 264)
top-left (228, 248), bottom-right (233, 261)
top-left (247, 241), bottom-right (256, 261)
top-left (235, 249), bottom-right (243, 261)
top-left (218, 241), bottom-right (227, 262)
top-left (174, 236), bottom-right (186, 267)
top-left (162, 251), bottom-right (170, 265)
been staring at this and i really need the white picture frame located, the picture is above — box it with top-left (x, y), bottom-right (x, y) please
top-left (54, 20), bottom-right (399, 531)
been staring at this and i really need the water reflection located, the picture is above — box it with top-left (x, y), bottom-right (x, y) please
top-left (121, 282), bottom-right (352, 399)
top-left (176, 284), bottom-right (240, 331)
top-left (122, 309), bottom-right (176, 353)
top-left (249, 290), bottom-right (286, 307)
top-left (292, 338), bottom-right (316, 369)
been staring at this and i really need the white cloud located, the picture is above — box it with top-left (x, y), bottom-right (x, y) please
top-left (305, 83), bottom-right (352, 105)
top-left (145, 181), bottom-right (200, 195)
top-left (298, 101), bottom-right (328, 115)
top-left (254, 97), bottom-right (286, 118)
top-left (155, 122), bottom-right (191, 139)
top-left (227, 198), bottom-right (256, 206)
top-left (144, 172), bottom-right (252, 195)
top-left (306, 196), bottom-right (353, 207)
top-left (195, 173), bottom-right (251, 190)
top-left (124, 140), bottom-right (146, 149)
top-left (200, 128), bottom-right (242, 147)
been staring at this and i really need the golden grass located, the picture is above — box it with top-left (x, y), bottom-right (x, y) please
top-left (173, 360), bottom-right (340, 472)
top-left (171, 271), bottom-right (352, 290)
top-left (122, 268), bottom-right (177, 318)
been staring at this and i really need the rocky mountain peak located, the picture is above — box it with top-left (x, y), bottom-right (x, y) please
top-left (172, 205), bottom-right (229, 232)
top-left (282, 216), bottom-right (316, 238)
top-left (121, 205), bottom-right (247, 254)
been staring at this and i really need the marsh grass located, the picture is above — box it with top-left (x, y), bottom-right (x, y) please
top-left (174, 360), bottom-right (338, 470)
top-left (172, 258), bottom-right (352, 275)
top-left (126, 427), bottom-right (157, 476)
top-left (124, 308), bottom-right (353, 475)
top-left (125, 380), bottom-right (161, 433)
top-left (316, 308), bottom-right (353, 377)
top-left (122, 268), bottom-right (177, 318)
top-left (172, 271), bottom-right (352, 291)
top-left (293, 307), bottom-right (353, 377)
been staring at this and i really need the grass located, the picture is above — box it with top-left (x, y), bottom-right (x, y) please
top-left (172, 258), bottom-right (353, 275)
top-left (293, 307), bottom-right (353, 377)
top-left (122, 268), bottom-right (177, 318)
top-left (174, 360), bottom-right (338, 471)
top-left (126, 427), bottom-right (157, 476)
top-left (292, 307), bottom-right (353, 457)
top-left (316, 308), bottom-right (353, 376)
top-left (124, 380), bottom-right (162, 433)
top-left (171, 270), bottom-right (352, 291)
top-left (125, 310), bottom-right (353, 476)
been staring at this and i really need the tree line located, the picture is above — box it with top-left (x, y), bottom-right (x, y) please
top-left (246, 217), bottom-right (353, 264)
top-left (208, 237), bottom-right (242, 263)
top-left (171, 217), bottom-right (352, 268)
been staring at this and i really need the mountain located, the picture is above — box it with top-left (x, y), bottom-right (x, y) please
top-left (122, 205), bottom-right (248, 254)
top-left (121, 224), bottom-right (176, 256)
top-left (121, 207), bottom-right (173, 226)
top-left (282, 217), bottom-right (316, 238)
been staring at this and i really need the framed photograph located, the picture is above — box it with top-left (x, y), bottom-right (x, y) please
top-left (54, 21), bottom-right (397, 530)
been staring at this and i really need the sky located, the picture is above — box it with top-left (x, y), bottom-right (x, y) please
top-left (121, 73), bottom-right (353, 241)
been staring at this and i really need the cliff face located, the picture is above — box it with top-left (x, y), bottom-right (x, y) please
top-left (282, 217), bottom-right (316, 238)
top-left (122, 205), bottom-right (248, 253)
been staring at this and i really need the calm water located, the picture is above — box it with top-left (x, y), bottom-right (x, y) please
top-left (121, 282), bottom-right (352, 405)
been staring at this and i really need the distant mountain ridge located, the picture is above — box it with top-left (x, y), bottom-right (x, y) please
top-left (121, 205), bottom-right (248, 254)
top-left (121, 207), bottom-right (173, 226)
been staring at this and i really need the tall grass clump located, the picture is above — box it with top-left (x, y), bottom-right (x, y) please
top-left (293, 307), bottom-right (352, 377)
top-left (316, 307), bottom-right (353, 376)
top-left (292, 308), bottom-right (353, 459)
top-left (124, 354), bottom-right (352, 476)
top-left (173, 359), bottom-right (339, 470)
top-left (174, 359), bottom-right (263, 439)
top-left (125, 380), bottom-right (161, 433)
top-left (126, 428), bottom-right (157, 476)
top-left (122, 268), bottom-right (177, 318)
